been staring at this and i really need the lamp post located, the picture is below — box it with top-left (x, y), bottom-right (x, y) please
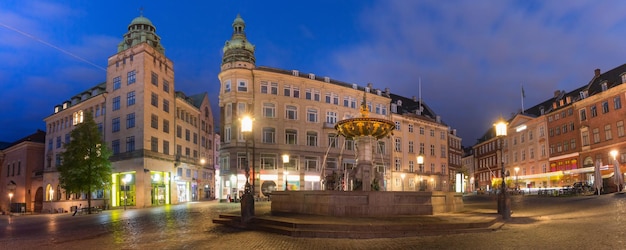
top-left (417, 155), bottom-right (424, 191)
top-left (122, 174), bottom-right (132, 210)
top-left (611, 150), bottom-right (622, 192)
top-left (240, 115), bottom-right (255, 223)
top-left (514, 167), bottom-right (520, 191)
top-left (401, 173), bottom-right (406, 191)
top-left (7, 181), bottom-right (16, 214)
top-left (494, 118), bottom-right (510, 219)
top-left (283, 154), bottom-right (290, 191)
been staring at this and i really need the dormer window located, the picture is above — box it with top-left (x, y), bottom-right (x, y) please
top-left (601, 82), bottom-right (608, 92)
top-left (580, 91), bottom-right (588, 99)
top-left (397, 100), bottom-right (402, 106)
top-left (621, 73), bottom-right (626, 84)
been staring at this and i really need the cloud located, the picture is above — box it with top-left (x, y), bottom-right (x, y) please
top-left (327, 0), bottom-right (626, 145)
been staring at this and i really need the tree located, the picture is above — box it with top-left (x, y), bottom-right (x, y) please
top-left (58, 111), bottom-right (112, 214)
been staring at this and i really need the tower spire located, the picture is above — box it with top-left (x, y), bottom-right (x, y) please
top-left (222, 14), bottom-right (256, 68)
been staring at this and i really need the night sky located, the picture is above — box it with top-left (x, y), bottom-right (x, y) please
top-left (2, 0), bottom-right (626, 146)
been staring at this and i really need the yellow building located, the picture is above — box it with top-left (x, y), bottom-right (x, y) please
top-left (42, 13), bottom-right (215, 212)
top-left (218, 15), bottom-right (452, 198)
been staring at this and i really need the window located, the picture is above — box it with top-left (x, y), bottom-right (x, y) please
top-left (395, 121), bottom-right (400, 130)
top-left (377, 141), bottom-right (386, 154)
top-left (283, 85), bottom-right (291, 96)
top-left (127, 91), bottom-right (136, 106)
top-left (420, 127), bottom-right (425, 135)
top-left (238, 80), bottom-right (247, 92)
top-left (286, 105), bottom-right (297, 120)
top-left (293, 87), bottom-right (300, 98)
top-left (314, 90), bottom-right (320, 101)
top-left (224, 80), bottom-right (231, 93)
top-left (305, 157), bottom-right (318, 171)
top-left (602, 101), bottom-right (609, 114)
top-left (185, 129), bottom-right (190, 141)
top-left (151, 72), bottom-right (158, 86)
top-left (395, 138), bottom-right (401, 152)
top-left (590, 106), bottom-right (597, 117)
top-left (126, 113), bottom-right (135, 128)
top-left (151, 137), bottom-right (158, 152)
top-left (263, 127), bottom-right (275, 143)
top-left (328, 134), bottom-right (337, 148)
top-left (582, 131), bottom-right (590, 146)
top-left (163, 80), bottom-right (170, 93)
top-left (151, 93), bottom-right (158, 107)
top-left (430, 144), bottom-right (435, 156)
top-left (263, 103), bottom-right (276, 118)
top-left (579, 109), bottom-right (587, 121)
top-left (408, 141), bottom-right (414, 153)
top-left (112, 140), bottom-right (120, 154)
top-left (394, 158), bottom-right (401, 171)
top-left (325, 93), bottom-right (331, 103)
top-left (570, 139), bottom-right (576, 149)
top-left (615, 96), bottom-right (622, 110)
top-left (618, 121), bottom-right (625, 137)
top-left (271, 82), bottom-right (278, 95)
top-left (306, 131), bottom-right (317, 146)
top-left (112, 117), bottom-right (120, 132)
top-left (163, 119), bottom-right (170, 133)
top-left (408, 124), bottom-right (414, 133)
top-left (430, 129), bottom-right (435, 137)
top-left (260, 154), bottom-right (276, 170)
top-left (126, 136), bottom-right (135, 152)
top-left (326, 111), bottom-right (337, 124)
top-left (305, 89), bottom-right (312, 100)
top-left (113, 76), bottom-right (121, 90)
top-left (163, 99), bottom-right (169, 113)
top-left (285, 129), bottom-right (297, 145)
top-left (345, 139), bottom-right (354, 151)
top-left (151, 114), bottom-right (158, 129)
top-left (605, 124), bottom-right (613, 140)
top-left (592, 128), bottom-right (600, 143)
top-left (307, 108), bottom-right (318, 123)
top-left (261, 81), bottom-right (268, 94)
top-left (127, 70), bottom-right (136, 85)
top-left (176, 125), bottom-right (182, 138)
top-left (112, 96), bottom-right (121, 111)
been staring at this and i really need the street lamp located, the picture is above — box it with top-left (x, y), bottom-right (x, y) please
top-left (611, 150), bottom-right (622, 192)
top-left (122, 174), bottom-right (132, 210)
top-left (514, 167), bottom-right (520, 191)
top-left (240, 115), bottom-right (255, 223)
top-left (283, 154), bottom-right (290, 191)
top-left (494, 118), bottom-right (510, 219)
top-left (7, 181), bottom-right (16, 214)
top-left (401, 173), bottom-right (406, 191)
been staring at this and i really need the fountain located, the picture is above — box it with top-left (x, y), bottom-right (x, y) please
top-left (271, 93), bottom-right (463, 217)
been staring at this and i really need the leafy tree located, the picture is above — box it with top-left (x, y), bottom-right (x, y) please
top-left (58, 111), bottom-right (112, 214)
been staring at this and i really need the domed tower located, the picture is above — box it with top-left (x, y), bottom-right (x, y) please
top-left (221, 14), bottom-right (255, 70)
top-left (117, 13), bottom-right (165, 54)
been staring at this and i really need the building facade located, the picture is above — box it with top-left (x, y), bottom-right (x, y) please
top-left (217, 15), bottom-right (455, 198)
top-left (42, 14), bottom-right (215, 213)
top-left (1, 131), bottom-right (46, 213)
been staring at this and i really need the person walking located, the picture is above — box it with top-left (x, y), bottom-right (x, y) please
top-left (73, 204), bottom-right (81, 216)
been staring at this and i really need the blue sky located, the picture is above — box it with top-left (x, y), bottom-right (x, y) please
top-left (2, 0), bottom-right (626, 147)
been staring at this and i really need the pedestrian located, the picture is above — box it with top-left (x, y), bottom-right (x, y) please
top-left (73, 204), bottom-right (81, 216)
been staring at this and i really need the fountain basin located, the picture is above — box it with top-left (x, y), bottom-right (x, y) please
top-left (270, 191), bottom-right (463, 217)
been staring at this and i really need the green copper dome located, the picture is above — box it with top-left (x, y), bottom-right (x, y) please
top-left (118, 13), bottom-right (165, 54)
top-left (129, 15), bottom-right (154, 27)
top-left (222, 14), bottom-right (255, 66)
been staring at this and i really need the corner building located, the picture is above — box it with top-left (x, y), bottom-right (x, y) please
top-left (42, 14), bottom-right (215, 212)
top-left (218, 15), bottom-right (453, 198)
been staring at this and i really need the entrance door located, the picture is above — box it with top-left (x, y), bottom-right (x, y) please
top-left (34, 187), bottom-right (43, 213)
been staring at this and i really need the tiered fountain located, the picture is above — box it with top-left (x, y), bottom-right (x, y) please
top-left (271, 94), bottom-right (463, 217)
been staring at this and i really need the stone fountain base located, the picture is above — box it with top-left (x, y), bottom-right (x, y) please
top-left (270, 191), bottom-right (463, 217)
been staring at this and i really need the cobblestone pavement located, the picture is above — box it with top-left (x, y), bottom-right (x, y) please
top-left (2, 194), bottom-right (626, 249)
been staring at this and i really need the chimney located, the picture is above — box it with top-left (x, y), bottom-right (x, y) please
top-left (412, 96), bottom-right (417, 102)
top-left (554, 90), bottom-right (561, 98)
top-left (595, 68), bottom-right (601, 77)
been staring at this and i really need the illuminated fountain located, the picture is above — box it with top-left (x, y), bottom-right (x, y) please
top-left (271, 93), bottom-right (463, 217)
top-left (334, 95), bottom-right (395, 191)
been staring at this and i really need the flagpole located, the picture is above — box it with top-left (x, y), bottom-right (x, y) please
top-left (521, 85), bottom-right (525, 113)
